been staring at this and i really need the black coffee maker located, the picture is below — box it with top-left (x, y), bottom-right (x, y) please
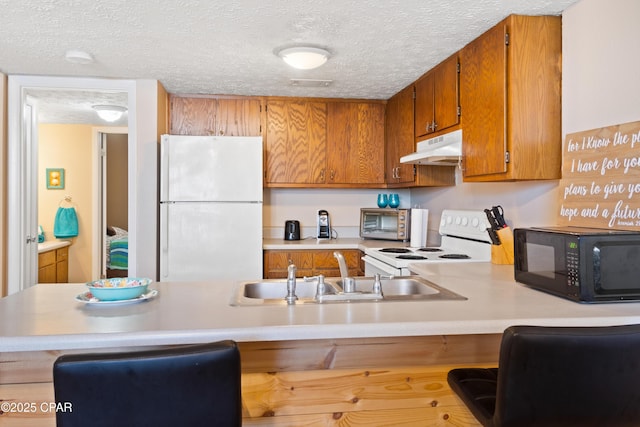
top-left (284, 220), bottom-right (301, 241)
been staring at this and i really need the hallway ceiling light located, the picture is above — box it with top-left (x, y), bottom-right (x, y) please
top-left (277, 46), bottom-right (330, 70)
top-left (92, 105), bottom-right (127, 122)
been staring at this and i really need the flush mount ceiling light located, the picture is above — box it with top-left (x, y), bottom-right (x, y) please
top-left (277, 46), bottom-right (330, 70)
top-left (92, 105), bottom-right (127, 122)
top-left (64, 49), bottom-right (94, 65)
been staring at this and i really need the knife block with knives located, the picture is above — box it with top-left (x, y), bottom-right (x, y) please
top-left (485, 206), bottom-right (515, 265)
top-left (491, 227), bottom-right (514, 264)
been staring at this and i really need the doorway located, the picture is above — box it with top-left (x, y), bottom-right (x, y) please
top-left (99, 130), bottom-right (129, 279)
top-left (7, 76), bottom-right (137, 294)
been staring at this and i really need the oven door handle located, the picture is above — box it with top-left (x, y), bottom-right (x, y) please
top-left (362, 255), bottom-right (401, 275)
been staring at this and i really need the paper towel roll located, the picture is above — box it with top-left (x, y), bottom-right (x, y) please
top-left (410, 209), bottom-right (429, 247)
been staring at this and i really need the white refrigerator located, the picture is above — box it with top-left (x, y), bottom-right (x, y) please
top-left (160, 135), bottom-right (263, 282)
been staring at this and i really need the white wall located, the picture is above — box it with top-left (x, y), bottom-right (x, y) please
top-left (131, 80), bottom-right (162, 280)
top-left (562, 0), bottom-right (640, 133)
top-left (409, 0), bottom-right (640, 244)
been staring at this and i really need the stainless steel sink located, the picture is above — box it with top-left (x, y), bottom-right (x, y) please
top-left (242, 280), bottom-right (337, 300)
top-left (230, 276), bottom-right (466, 306)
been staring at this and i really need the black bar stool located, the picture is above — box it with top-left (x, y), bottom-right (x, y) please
top-left (54, 340), bottom-right (241, 427)
top-left (448, 325), bottom-right (640, 427)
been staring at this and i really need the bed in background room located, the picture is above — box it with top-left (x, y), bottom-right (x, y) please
top-left (106, 226), bottom-right (128, 278)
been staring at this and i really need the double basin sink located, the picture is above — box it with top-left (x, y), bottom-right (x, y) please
top-left (230, 275), bottom-right (466, 306)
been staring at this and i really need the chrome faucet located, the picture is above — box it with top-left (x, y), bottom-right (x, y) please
top-left (284, 262), bottom-right (298, 305)
top-left (304, 274), bottom-right (328, 299)
top-left (333, 251), bottom-right (356, 293)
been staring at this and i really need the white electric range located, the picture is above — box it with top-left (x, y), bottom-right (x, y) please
top-left (362, 209), bottom-right (493, 276)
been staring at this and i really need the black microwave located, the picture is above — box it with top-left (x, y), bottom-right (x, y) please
top-left (514, 227), bottom-right (640, 303)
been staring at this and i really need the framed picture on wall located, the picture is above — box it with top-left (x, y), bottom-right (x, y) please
top-left (46, 168), bottom-right (65, 189)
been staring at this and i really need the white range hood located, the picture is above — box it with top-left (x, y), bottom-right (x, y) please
top-left (400, 129), bottom-right (462, 166)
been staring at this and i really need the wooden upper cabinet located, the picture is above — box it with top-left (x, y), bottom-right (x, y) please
top-left (265, 99), bottom-right (327, 185)
top-left (326, 102), bottom-right (385, 185)
top-left (385, 85), bottom-right (456, 188)
top-left (415, 54), bottom-right (459, 138)
top-left (265, 98), bottom-right (386, 188)
top-left (169, 95), bottom-right (261, 136)
top-left (216, 98), bottom-right (262, 136)
top-left (170, 96), bottom-right (216, 136)
top-left (460, 15), bottom-right (561, 181)
top-left (385, 85), bottom-right (415, 185)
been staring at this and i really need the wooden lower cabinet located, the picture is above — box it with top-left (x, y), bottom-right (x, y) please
top-left (0, 334), bottom-right (500, 426)
top-left (38, 246), bottom-right (69, 283)
top-left (264, 249), bottom-right (364, 279)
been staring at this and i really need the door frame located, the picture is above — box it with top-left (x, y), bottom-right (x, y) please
top-left (7, 75), bottom-right (137, 294)
top-left (93, 127), bottom-right (128, 279)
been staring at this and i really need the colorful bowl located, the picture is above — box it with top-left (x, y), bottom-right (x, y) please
top-left (86, 277), bottom-right (152, 301)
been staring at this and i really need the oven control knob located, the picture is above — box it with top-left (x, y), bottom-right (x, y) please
top-left (471, 217), bottom-right (480, 227)
top-left (446, 216), bottom-right (453, 224)
top-left (455, 216), bottom-right (461, 225)
top-left (461, 216), bottom-right (469, 226)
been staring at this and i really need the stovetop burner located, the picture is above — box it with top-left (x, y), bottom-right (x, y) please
top-left (379, 248), bottom-right (412, 253)
top-left (417, 247), bottom-right (444, 252)
top-left (396, 254), bottom-right (428, 260)
top-left (439, 254), bottom-right (471, 259)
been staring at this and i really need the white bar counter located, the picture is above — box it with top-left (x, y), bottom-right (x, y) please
top-left (2, 263), bottom-right (640, 352)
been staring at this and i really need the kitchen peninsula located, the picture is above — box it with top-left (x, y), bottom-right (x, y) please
top-left (2, 264), bottom-right (640, 426)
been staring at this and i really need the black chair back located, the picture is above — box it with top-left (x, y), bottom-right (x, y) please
top-left (54, 340), bottom-right (241, 427)
top-left (449, 324), bottom-right (640, 427)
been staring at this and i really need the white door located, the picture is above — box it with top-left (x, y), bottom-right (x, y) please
top-left (160, 202), bottom-right (262, 282)
top-left (8, 96), bottom-right (39, 291)
top-left (161, 135), bottom-right (263, 202)
top-left (24, 99), bottom-right (39, 286)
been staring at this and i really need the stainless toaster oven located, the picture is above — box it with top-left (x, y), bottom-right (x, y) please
top-left (360, 208), bottom-right (410, 241)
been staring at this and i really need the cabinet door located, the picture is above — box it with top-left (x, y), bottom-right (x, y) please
top-left (415, 55), bottom-right (459, 138)
top-left (56, 247), bottom-right (69, 282)
top-left (314, 250), bottom-right (362, 277)
top-left (263, 251), bottom-right (314, 278)
top-left (414, 73), bottom-right (435, 138)
top-left (326, 102), bottom-right (385, 184)
top-left (169, 97), bottom-right (217, 136)
top-left (216, 98), bottom-right (262, 136)
top-left (38, 264), bottom-right (56, 283)
top-left (460, 22), bottom-right (508, 177)
top-left (385, 85), bottom-right (415, 185)
top-left (433, 55), bottom-right (460, 133)
top-left (38, 251), bottom-right (56, 283)
top-left (265, 100), bottom-right (327, 184)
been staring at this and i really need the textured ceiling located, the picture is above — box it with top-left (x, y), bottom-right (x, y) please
top-left (1, 0), bottom-right (579, 124)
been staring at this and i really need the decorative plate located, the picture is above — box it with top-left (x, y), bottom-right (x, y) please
top-left (75, 289), bottom-right (158, 306)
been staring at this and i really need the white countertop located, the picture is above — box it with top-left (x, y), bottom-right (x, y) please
top-left (37, 240), bottom-right (71, 253)
top-left (2, 263), bottom-right (640, 352)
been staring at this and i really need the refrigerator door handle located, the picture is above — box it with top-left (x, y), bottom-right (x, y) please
top-left (160, 203), bottom-right (169, 279)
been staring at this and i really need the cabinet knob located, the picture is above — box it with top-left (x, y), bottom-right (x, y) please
top-left (329, 170), bottom-right (336, 180)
